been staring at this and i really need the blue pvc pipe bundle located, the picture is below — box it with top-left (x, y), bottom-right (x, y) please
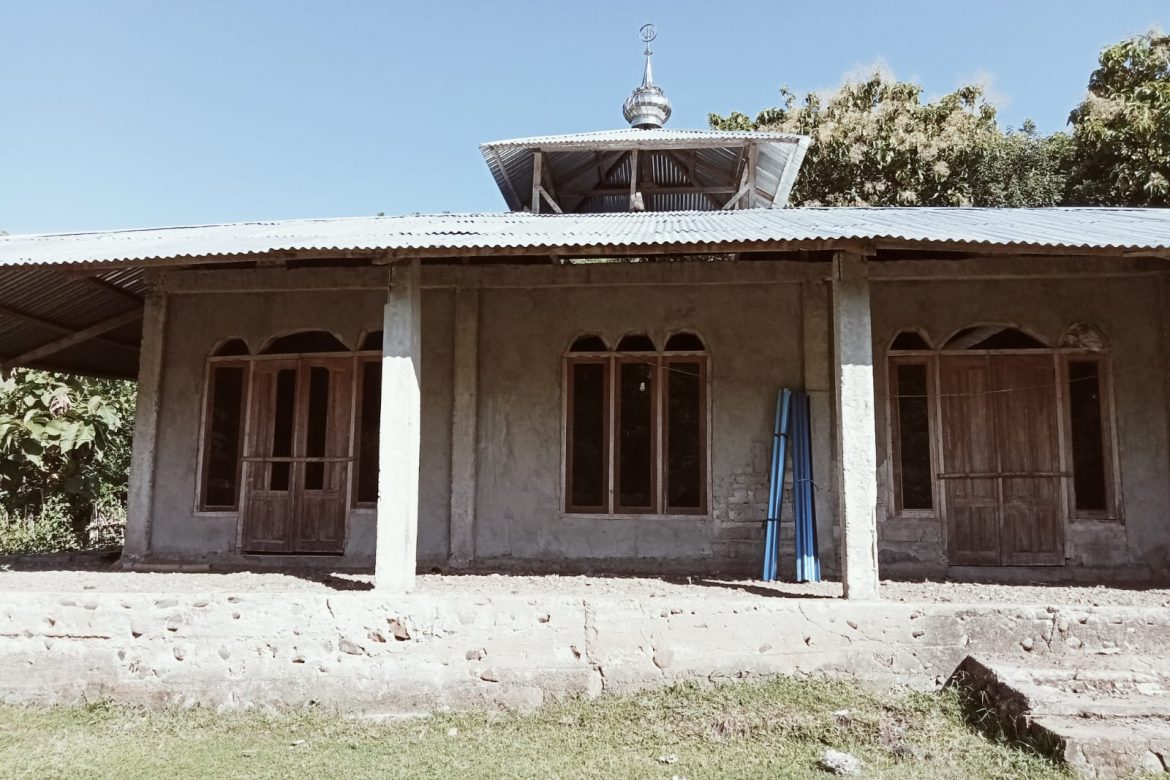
top-left (761, 388), bottom-right (821, 583)
top-left (791, 390), bottom-right (822, 583)
top-left (761, 389), bottom-right (791, 582)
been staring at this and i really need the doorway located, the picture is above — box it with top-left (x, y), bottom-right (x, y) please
top-left (939, 353), bottom-right (1064, 565)
top-left (241, 357), bottom-right (354, 554)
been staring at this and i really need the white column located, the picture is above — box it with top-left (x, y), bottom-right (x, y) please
top-left (375, 260), bottom-right (422, 591)
top-left (448, 286), bottom-right (479, 568)
top-left (832, 253), bottom-right (880, 600)
top-left (121, 280), bottom-right (166, 561)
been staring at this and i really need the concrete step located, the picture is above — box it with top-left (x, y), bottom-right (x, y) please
top-left (952, 654), bottom-right (1170, 778)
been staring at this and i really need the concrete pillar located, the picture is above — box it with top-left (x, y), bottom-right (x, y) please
top-left (121, 280), bottom-right (167, 561)
top-left (832, 253), bottom-right (880, 600)
top-left (375, 260), bottom-right (422, 591)
top-left (802, 280), bottom-right (838, 575)
top-left (448, 287), bottom-right (479, 568)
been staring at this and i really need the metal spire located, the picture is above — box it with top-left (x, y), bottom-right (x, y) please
top-left (623, 23), bottom-right (671, 129)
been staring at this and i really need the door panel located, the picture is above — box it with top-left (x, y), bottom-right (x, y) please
top-left (241, 357), bottom-right (354, 555)
top-left (940, 356), bottom-right (1001, 565)
top-left (291, 359), bottom-right (352, 553)
top-left (938, 353), bottom-right (1065, 567)
top-left (242, 360), bottom-right (298, 552)
top-left (993, 357), bottom-right (1063, 565)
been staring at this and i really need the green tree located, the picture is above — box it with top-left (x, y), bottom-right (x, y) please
top-left (972, 121), bottom-right (1073, 207)
top-left (1067, 31), bottom-right (1170, 206)
top-left (711, 74), bottom-right (1070, 207)
top-left (0, 369), bottom-right (134, 551)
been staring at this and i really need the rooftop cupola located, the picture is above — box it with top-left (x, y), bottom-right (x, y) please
top-left (480, 23), bottom-right (812, 213)
top-left (622, 24), bottom-right (672, 129)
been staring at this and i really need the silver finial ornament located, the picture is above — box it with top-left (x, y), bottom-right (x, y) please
top-left (623, 23), bottom-right (671, 129)
top-left (639, 23), bottom-right (657, 50)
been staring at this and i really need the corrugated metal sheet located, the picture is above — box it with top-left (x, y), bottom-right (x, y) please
top-left (482, 128), bottom-right (810, 147)
top-left (480, 128), bottom-right (811, 212)
top-left (1, 208), bottom-right (1168, 267)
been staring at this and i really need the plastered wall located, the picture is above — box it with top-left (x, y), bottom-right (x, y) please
top-left (472, 279), bottom-right (811, 570)
top-left (149, 285), bottom-right (454, 565)
top-left (870, 275), bottom-right (1170, 576)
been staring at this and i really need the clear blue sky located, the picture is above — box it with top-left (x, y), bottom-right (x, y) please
top-left (2, 1), bottom-right (1167, 234)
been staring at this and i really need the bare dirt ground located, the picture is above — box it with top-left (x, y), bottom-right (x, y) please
top-left (1, 563), bottom-right (1168, 606)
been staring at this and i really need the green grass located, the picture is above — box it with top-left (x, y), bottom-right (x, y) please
top-left (0, 679), bottom-right (1067, 779)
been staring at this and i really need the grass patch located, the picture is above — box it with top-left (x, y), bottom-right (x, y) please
top-left (0, 678), bottom-right (1068, 779)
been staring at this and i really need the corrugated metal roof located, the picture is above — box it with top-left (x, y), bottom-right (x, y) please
top-left (1, 208), bottom-right (1168, 267)
top-left (482, 128), bottom-right (810, 147)
top-left (480, 127), bottom-right (811, 212)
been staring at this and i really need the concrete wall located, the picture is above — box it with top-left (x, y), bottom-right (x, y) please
top-left (871, 275), bottom-right (1170, 577)
top-left (142, 259), bottom-right (1170, 580)
top-left (472, 279), bottom-right (808, 571)
top-left (149, 286), bottom-right (455, 566)
top-left (4, 588), bottom-right (1169, 712)
top-left (145, 263), bottom-right (827, 575)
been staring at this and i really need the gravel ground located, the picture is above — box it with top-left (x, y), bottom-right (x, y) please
top-left (1, 564), bottom-right (1168, 606)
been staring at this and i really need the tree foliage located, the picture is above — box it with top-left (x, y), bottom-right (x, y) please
top-left (711, 77), bottom-right (1066, 207)
top-left (0, 369), bottom-right (134, 551)
top-left (1066, 31), bottom-right (1170, 206)
top-left (710, 30), bottom-right (1169, 208)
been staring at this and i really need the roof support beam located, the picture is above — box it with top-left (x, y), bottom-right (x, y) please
top-left (81, 275), bottom-right (144, 303)
top-left (747, 143), bottom-right (759, 208)
top-left (531, 151), bottom-right (544, 214)
top-left (721, 176), bottom-right (753, 210)
top-left (628, 149), bottom-right (639, 211)
top-left (489, 147), bottom-right (524, 211)
top-left (0, 302), bottom-right (140, 352)
top-left (2, 308), bottom-right (143, 368)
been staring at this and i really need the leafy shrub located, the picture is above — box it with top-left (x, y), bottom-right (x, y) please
top-left (0, 369), bottom-right (134, 553)
top-left (0, 497), bottom-right (83, 555)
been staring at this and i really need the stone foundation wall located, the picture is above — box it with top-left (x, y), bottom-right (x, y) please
top-left (3, 590), bottom-right (1169, 713)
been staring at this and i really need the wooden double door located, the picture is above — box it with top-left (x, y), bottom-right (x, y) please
top-left (241, 357), bottom-right (354, 554)
top-left (939, 355), bottom-right (1065, 566)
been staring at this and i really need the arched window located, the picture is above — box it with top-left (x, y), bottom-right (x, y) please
top-left (616, 333), bottom-right (656, 352)
top-left (886, 320), bottom-right (1118, 555)
top-left (569, 334), bottom-right (608, 353)
top-left (943, 325), bottom-right (1047, 350)
top-left (198, 327), bottom-right (383, 516)
top-left (889, 330), bottom-right (931, 351)
top-left (260, 330), bottom-right (350, 354)
top-left (564, 331), bottom-right (707, 514)
top-left (212, 338), bottom-right (250, 357)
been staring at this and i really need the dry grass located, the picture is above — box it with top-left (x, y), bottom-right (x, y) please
top-left (0, 678), bottom-right (1068, 779)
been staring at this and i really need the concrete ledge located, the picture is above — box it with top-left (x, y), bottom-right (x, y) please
top-left (4, 590), bottom-right (1170, 714)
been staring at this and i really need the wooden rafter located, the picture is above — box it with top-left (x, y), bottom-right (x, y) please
top-left (0, 302), bottom-right (140, 352)
top-left (3, 308), bottom-right (143, 368)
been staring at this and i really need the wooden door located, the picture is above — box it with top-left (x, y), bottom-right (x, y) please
top-left (242, 359), bottom-right (299, 552)
top-left (939, 354), bottom-right (1064, 566)
top-left (290, 359), bottom-right (352, 553)
top-left (940, 356), bottom-right (1000, 565)
top-left (242, 357), bottom-right (354, 554)
top-left (993, 356), bottom-right (1063, 565)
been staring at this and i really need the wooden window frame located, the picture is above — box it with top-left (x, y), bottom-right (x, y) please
top-left (564, 355), bottom-right (612, 514)
top-left (663, 354), bottom-right (709, 515)
top-left (351, 354), bottom-right (382, 508)
top-left (887, 332), bottom-right (1122, 527)
top-left (887, 355), bottom-right (938, 519)
top-left (1060, 353), bottom-right (1121, 522)
top-left (614, 356), bottom-right (660, 514)
top-left (197, 358), bottom-right (251, 513)
top-left (563, 339), bottom-right (709, 517)
top-left (196, 346), bottom-right (383, 516)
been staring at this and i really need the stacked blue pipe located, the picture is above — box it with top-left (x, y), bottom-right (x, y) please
top-left (761, 389), bottom-right (791, 582)
top-left (761, 388), bottom-right (821, 583)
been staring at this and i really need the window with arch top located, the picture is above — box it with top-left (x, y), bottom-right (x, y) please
top-left (564, 332), bottom-right (708, 514)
